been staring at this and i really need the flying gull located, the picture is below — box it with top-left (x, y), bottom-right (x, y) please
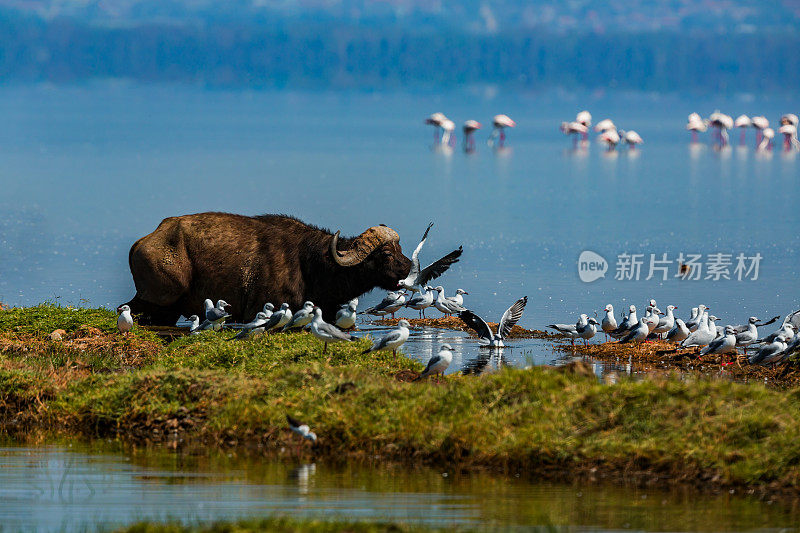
top-left (460, 296), bottom-right (528, 348)
top-left (397, 222), bottom-right (463, 294)
top-left (286, 414), bottom-right (317, 453)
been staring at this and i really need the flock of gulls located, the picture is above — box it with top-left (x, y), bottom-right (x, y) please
top-left (687, 112), bottom-right (800, 151)
top-left (115, 222), bottom-right (799, 445)
top-left (549, 302), bottom-right (800, 366)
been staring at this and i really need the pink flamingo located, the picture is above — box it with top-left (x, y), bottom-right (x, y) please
top-left (751, 116), bottom-right (769, 147)
top-left (462, 120), bottom-right (481, 152)
top-left (425, 113), bottom-right (447, 143)
top-left (686, 113), bottom-right (708, 143)
top-left (489, 114), bottom-right (515, 147)
top-left (734, 115), bottom-right (751, 146)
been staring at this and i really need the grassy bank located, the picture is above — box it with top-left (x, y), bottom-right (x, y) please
top-left (3, 305), bottom-right (800, 496)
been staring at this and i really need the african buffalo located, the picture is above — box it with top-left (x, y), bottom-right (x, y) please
top-left (121, 212), bottom-right (412, 325)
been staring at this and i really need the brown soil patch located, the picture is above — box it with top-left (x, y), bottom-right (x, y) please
top-left (375, 316), bottom-right (552, 339)
top-left (394, 369), bottom-right (420, 382)
top-left (553, 337), bottom-right (800, 388)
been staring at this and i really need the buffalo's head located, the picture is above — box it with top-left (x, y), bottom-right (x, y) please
top-left (330, 225), bottom-right (411, 289)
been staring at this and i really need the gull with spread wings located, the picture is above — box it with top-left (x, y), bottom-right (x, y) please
top-left (457, 296), bottom-right (528, 348)
top-left (398, 222), bottom-right (463, 294)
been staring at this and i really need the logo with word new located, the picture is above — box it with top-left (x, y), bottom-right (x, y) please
top-left (578, 251), bottom-right (608, 282)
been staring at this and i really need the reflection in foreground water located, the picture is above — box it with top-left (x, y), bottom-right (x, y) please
top-left (361, 322), bottom-right (632, 379)
top-left (1, 443), bottom-right (797, 532)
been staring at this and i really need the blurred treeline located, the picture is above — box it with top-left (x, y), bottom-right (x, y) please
top-left (1, 9), bottom-right (797, 93)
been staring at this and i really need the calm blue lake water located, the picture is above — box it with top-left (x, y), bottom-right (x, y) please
top-left (0, 83), bottom-right (797, 346)
top-left (2, 443), bottom-right (797, 532)
top-left (0, 84), bottom-right (798, 530)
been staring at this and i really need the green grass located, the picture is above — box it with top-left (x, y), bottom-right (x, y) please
top-left (3, 304), bottom-right (800, 494)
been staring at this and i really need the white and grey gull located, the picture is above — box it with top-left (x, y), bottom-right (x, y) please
top-left (460, 296), bottom-right (528, 348)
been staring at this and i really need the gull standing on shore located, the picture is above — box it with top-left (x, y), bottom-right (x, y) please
top-left (415, 344), bottom-right (454, 383)
top-left (335, 298), bottom-right (358, 330)
top-left (666, 319), bottom-right (690, 344)
top-left (361, 291), bottom-right (404, 318)
top-left (459, 296), bottom-right (528, 348)
top-left (578, 316), bottom-right (601, 346)
top-left (187, 315), bottom-right (203, 335)
top-left (734, 317), bottom-right (760, 352)
top-left (643, 306), bottom-right (660, 333)
top-left (283, 301), bottom-right (315, 331)
top-left (680, 313), bottom-right (715, 348)
top-left (618, 318), bottom-right (649, 345)
top-left (362, 319), bottom-right (410, 361)
top-left (204, 299), bottom-right (232, 331)
top-left (397, 222), bottom-right (463, 294)
top-left (601, 304), bottom-right (617, 341)
top-left (700, 326), bottom-right (737, 356)
top-left (610, 305), bottom-right (638, 339)
top-left (263, 303), bottom-right (292, 332)
top-left (685, 305), bottom-right (708, 332)
top-left (310, 307), bottom-right (356, 353)
top-left (431, 286), bottom-right (466, 316)
top-left (759, 323), bottom-right (795, 345)
top-left (117, 305), bottom-right (134, 334)
top-left (405, 286), bottom-right (434, 318)
top-left (749, 336), bottom-right (788, 366)
top-left (654, 305), bottom-right (677, 338)
top-left (229, 311), bottom-right (270, 340)
top-left (446, 289), bottom-right (469, 307)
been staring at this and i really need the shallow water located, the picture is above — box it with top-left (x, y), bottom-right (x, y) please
top-left (0, 84), bottom-right (798, 369)
top-left (1, 443), bottom-right (798, 532)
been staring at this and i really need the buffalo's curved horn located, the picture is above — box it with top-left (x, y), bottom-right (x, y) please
top-left (330, 226), bottom-right (400, 267)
